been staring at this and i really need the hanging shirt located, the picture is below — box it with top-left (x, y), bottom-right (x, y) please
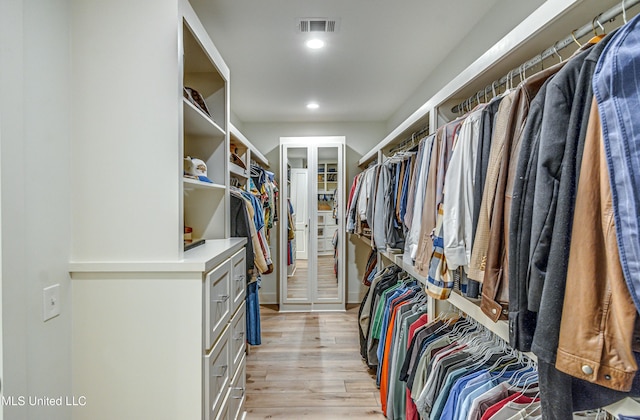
top-left (403, 135), bottom-right (435, 264)
top-left (443, 106), bottom-right (484, 271)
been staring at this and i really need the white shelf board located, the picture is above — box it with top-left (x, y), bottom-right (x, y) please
top-left (70, 238), bottom-right (246, 274)
top-left (347, 231), bottom-right (372, 245)
top-left (356, 234), bottom-right (372, 248)
top-left (183, 98), bottom-right (225, 137)
top-left (183, 177), bottom-right (226, 191)
top-left (379, 250), bottom-right (425, 287)
top-left (604, 397), bottom-right (640, 417)
top-left (230, 123), bottom-right (269, 167)
top-left (229, 162), bottom-right (249, 179)
top-left (378, 250), bottom-right (537, 362)
top-left (358, 0), bottom-right (582, 167)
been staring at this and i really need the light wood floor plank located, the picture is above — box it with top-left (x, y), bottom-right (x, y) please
top-left (245, 305), bottom-right (384, 419)
top-left (246, 360), bottom-right (372, 371)
top-left (246, 391), bottom-right (378, 407)
top-left (246, 379), bottom-right (346, 393)
top-left (345, 380), bottom-right (380, 393)
top-left (246, 406), bottom-right (384, 419)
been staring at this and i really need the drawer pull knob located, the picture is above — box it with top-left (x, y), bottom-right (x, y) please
top-left (212, 365), bottom-right (228, 378)
top-left (234, 332), bottom-right (245, 340)
top-left (232, 387), bottom-right (245, 399)
top-left (235, 275), bottom-right (245, 282)
top-left (213, 295), bottom-right (230, 303)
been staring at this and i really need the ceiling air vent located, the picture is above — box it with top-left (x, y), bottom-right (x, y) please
top-left (297, 18), bottom-right (340, 33)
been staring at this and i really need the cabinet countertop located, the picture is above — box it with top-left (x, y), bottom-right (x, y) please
top-left (69, 238), bottom-right (246, 275)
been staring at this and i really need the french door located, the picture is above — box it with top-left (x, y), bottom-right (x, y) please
top-left (279, 137), bottom-right (345, 311)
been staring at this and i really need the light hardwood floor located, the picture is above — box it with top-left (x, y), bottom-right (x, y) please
top-left (245, 305), bottom-right (385, 419)
top-left (287, 255), bottom-right (339, 300)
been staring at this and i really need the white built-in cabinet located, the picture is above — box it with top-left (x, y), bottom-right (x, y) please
top-left (69, 0), bottom-right (248, 419)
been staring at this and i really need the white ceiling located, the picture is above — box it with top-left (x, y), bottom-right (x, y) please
top-left (190, 0), bottom-right (640, 126)
top-left (190, 0), bottom-right (523, 124)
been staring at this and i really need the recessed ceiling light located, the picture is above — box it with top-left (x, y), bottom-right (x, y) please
top-left (307, 102), bottom-right (319, 109)
top-left (305, 39), bottom-right (325, 49)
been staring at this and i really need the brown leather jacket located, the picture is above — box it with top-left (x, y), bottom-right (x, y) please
top-left (555, 99), bottom-right (639, 391)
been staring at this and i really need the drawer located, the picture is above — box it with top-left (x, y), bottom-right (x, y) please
top-left (230, 248), bottom-right (246, 313)
top-left (204, 259), bottom-right (232, 351)
top-left (230, 301), bottom-right (246, 372)
top-left (213, 390), bottom-right (230, 420)
top-left (211, 400), bottom-right (231, 420)
top-left (228, 356), bottom-right (246, 420)
top-left (204, 326), bottom-right (230, 419)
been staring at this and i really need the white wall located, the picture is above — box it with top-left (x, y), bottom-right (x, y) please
top-left (71, 0), bottom-right (181, 262)
top-left (242, 122), bottom-right (385, 304)
top-left (386, 0), bottom-right (545, 133)
top-left (0, 0), bottom-right (72, 419)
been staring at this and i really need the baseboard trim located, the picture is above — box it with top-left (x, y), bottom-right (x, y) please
top-left (348, 291), bottom-right (365, 304)
top-left (258, 291), bottom-right (363, 305)
top-left (258, 291), bottom-right (278, 305)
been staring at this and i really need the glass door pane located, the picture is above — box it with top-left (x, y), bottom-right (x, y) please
top-left (285, 147), bottom-right (310, 301)
top-left (316, 147), bottom-right (339, 300)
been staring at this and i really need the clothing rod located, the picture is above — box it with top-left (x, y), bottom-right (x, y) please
top-left (388, 124), bottom-right (429, 155)
top-left (451, 0), bottom-right (640, 114)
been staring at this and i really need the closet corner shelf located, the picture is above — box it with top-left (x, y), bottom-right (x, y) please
top-left (183, 98), bottom-right (225, 137)
top-left (183, 177), bottom-right (226, 191)
top-left (379, 249), bottom-right (537, 363)
top-left (229, 162), bottom-right (249, 179)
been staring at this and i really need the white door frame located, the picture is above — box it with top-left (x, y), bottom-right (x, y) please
top-left (279, 136), bottom-right (345, 312)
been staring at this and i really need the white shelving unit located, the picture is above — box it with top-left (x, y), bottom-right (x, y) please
top-left (184, 177), bottom-right (227, 191)
top-left (317, 161), bottom-right (338, 194)
top-left (183, 98), bottom-right (226, 138)
top-left (229, 123), bottom-right (269, 189)
top-left (69, 1), bottom-right (248, 419)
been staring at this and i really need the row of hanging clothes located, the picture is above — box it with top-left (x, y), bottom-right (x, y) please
top-left (359, 266), bottom-right (623, 420)
top-left (346, 149), bottom-right (418, 249)
top-left (230, 163), bottom-right (279, 346)
top-left (352, 10), bottom-right (640, 419)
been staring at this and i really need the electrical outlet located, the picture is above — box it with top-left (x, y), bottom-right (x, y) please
top-left (43, 284), bottom-right (61, 322)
